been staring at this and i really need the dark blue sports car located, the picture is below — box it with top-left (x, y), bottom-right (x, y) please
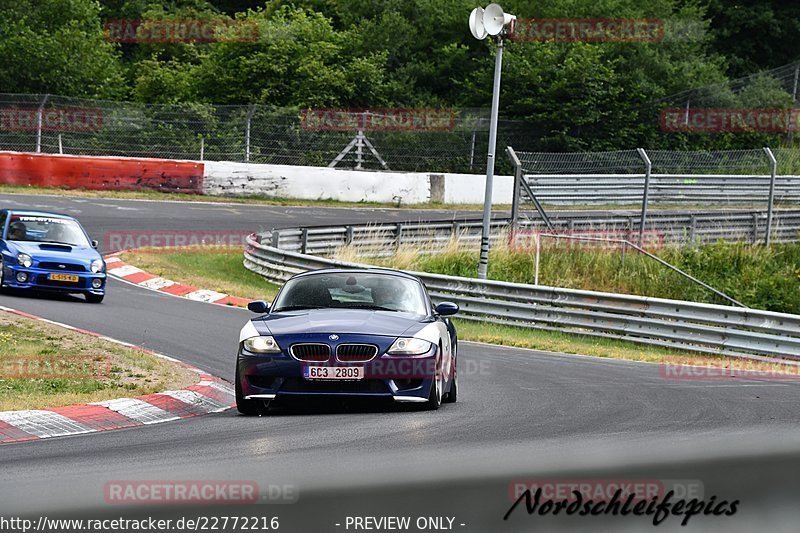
top-left (236, 268), bottom-right (459, 414)
top-left (0, 210), bottom-right (106, 303)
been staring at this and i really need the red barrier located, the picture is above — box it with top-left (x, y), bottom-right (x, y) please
top-left (0, 152), bottom-right (203, 193)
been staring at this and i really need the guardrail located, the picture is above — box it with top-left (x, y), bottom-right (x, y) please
top-left (263, 209), bottom-right (800, 258)
top-left (245, 221), bottom-right (800, 363)
top-left (519, 173), bottom-right (800, 205)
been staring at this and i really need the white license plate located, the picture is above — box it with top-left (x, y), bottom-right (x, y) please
top-left (303, 366), bottom-right (364, 380)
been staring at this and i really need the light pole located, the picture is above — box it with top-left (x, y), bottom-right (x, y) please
top-left (469, 4), bottom-right (515, 279)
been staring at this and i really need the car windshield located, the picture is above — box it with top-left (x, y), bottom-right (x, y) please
top-left (5, 215), bottom-right (91, 247)
top-left (272, 272), bottom-right (428, 315)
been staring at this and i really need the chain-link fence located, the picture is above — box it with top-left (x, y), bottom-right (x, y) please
top-left (0, 93), bottom-right (546, 173)
top-left (509, 146), bottom-right (800, 245)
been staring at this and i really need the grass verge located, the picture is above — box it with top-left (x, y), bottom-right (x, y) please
top-left (116, 246), bottom-right (798, 370)
top-left (122, 246), bottom-right (281, 301)
top-left (457, 320), bottom-right (721, 366)
top-left (0, 312), bottom-right (197, 411)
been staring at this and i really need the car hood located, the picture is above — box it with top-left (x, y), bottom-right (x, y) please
top-left (8, 241), bottom-right (100, 263)
top-left (257, 309), bottom-right (428, 337)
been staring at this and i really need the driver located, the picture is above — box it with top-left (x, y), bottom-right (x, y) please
top-left (372, 279), bottom-right (407, 310)
top-left (7, 221), bottom-right (26, 241)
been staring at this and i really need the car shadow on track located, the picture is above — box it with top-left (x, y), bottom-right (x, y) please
top-left (0, 288), bottom-right (87, 305)
top-left (229, 397), bottom-right (432, 417)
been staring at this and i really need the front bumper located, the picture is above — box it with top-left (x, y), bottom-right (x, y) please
top-left (3, 264), bottom-right (106, 295)
top-left (237, 343), bottom-right (439, 403)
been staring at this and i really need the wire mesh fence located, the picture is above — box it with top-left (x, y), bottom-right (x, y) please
top-left (0, 93), bottom-right (545, 173)
top-left (513, 147), bottom-right (796, 206)
top-left (510, 146), bottom-right (800, 245)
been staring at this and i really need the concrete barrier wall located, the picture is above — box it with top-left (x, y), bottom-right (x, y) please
top-left (202, 161), bottom-right (513, 205)
top-left (0, 151), bottom-right (512, 204)
top-left (0, 152), bottom-right (203, 193)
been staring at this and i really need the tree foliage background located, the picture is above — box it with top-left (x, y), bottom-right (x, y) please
top-left (0, 0), bottom-right (797, 152)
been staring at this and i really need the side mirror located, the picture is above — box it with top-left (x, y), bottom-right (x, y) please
top-left (91, 240), bottom-right (98, 249)
top-left (247, 300), bottom-right (270, 314)
top-left (435, 302), bottom-right (459, 316)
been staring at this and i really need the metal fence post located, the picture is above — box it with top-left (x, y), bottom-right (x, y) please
top-left (764, 147), bottom-right (777, 245)
top-left (636, 148), bottom-right (652, 247)
top-left (506, 146), bottom-right (523, 233)
top-left (245, 105), bottom-right (256, 162)
top-left (36, 94), bottom-right (50, 153)
top-left (200, 137), bottom-right (205, 161)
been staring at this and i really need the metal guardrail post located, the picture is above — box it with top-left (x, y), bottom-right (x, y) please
top-left (396, 224), bottom-right (403, 251)
top-left (300, 228), bottom-right (308, 254)
top-left (271, 230), bottom-right (280, 248)
top-left (752, 213), bottom-right (760, 243)
top-left (345, 226), bottom-right (354, 245)
top-left (637, 148), bottom-right (652, 247)
top-left (764, 147), bottom-right (778, 245)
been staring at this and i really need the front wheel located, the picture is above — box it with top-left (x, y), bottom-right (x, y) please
top-left (86, 293), bottom-right (104, 303)
top-left (424, 359), bottom-right (442, 411)
top-left (443, 343), bottom-right (457, 404)
top-left (235, 365), bottom-right (269, 416)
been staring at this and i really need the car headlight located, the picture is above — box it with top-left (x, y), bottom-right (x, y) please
top-left (16, 253), bottom-right (32, 268)
top-left (387, 337), bottom-right (433, 355)
top-left (91, 259), bottom-right (105, 273)
top-left (243, 335), bottom-right (281, 354)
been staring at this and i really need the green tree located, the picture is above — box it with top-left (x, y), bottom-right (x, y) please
top-left (704, 0), bottom-right (800, 77)
top-left (0, 0), bottom-right (126, 98)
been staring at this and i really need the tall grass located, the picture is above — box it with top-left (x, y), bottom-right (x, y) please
top-left (345, 238), bottom-right (800, 314)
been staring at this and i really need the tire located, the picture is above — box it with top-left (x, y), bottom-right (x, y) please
top-left (85, 293), bottom-right (104, 303)
top-left (443, 341), bottom-right (457, 404)
top-left (235, 365), bottom-right (269, 416)
top-left (424, 348), bottom-right (443, 411)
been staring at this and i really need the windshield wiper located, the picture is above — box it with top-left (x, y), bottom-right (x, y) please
top-left (272, 305), bottom-right (326, 312)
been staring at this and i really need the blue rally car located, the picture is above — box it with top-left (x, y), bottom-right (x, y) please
top-left (0, 210), bottom-right (106, 303)
top-left (236, 268), bottom-right (459, 414)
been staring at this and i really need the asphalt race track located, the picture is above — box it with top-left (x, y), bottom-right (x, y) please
top-left (2, 193), bottom-right (800, 532)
